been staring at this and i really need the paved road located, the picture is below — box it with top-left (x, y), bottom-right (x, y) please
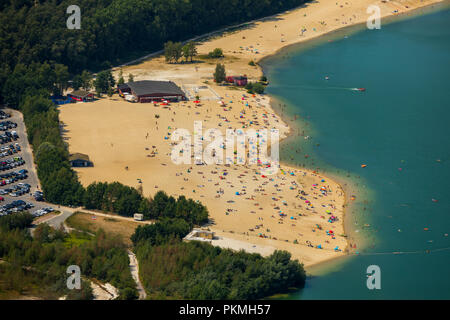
top-left (0, 108), bottom-right (75, 229)
top-left (2, 109), bottom-right (59, 213)
top-left (43, 210), bottom-right (75, 229)
top-left (47, 204), bottom-right (153, 224)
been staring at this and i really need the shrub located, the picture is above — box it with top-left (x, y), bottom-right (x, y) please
top-left (208, 48), bottom-right (224, 58)
top-left (245, 82), bottom-right (265, 94)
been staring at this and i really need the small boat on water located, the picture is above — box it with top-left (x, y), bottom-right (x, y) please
top-left (357, 88), bottom-right (366, 91)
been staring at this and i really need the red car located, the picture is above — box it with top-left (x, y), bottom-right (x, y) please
top-left (0, 196), bottom-right (4, 201)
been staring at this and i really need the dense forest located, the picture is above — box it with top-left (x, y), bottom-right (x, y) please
top-left (132, 221), bottom-right (306, 299)
top-left (0, 213), bottom-right (138, 299)
top-left (0, 0), bottom-right (306, 95)
top-left (131, 218), bottom-right (192, 246)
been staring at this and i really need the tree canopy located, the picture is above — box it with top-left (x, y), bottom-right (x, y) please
top-left (0, 0), bottom-right (307, 104)
top-left (214, 63), bottom-right (226, 83)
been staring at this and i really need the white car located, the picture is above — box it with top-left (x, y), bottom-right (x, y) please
top-left (33, 209), bottom-right (45, 216)
top-left (32, 210), bottom-right (42, 217)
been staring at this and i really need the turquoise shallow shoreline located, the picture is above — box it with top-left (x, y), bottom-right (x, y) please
top-left (262, 5), bottom-right (450, 299)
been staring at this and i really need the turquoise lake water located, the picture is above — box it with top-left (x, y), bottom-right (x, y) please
top-left (263, 6), bottom-right (450, 299)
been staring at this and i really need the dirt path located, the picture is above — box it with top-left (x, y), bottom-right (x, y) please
top-left (90, 279), bottom-right (119, 300)
top-left (127, 250), bottom-right (147, 300)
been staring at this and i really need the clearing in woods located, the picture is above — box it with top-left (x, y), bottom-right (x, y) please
top-left (66, 212), bottom-right (139, 246)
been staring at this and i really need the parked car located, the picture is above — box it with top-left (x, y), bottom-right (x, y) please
top-left (34, 192), bottom-right (44, 201)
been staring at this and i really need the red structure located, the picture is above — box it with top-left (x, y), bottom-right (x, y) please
top-left (67, 90), bottom-right (94, 102)
top-left (226, 76), bottom-right (248, 86)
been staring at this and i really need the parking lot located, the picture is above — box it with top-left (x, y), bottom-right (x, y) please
top-left (0, 108), bottom-right (55, 218)
top-left (0, 108), bottom-right (140, 227)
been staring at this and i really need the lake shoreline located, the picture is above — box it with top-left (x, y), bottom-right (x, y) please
top-left (60, 0), bottom-right (444, 269)
top-left (255, 0), bottom-right (447, 271)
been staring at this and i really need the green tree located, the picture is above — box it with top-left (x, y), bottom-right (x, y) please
top-left (252, 82), bottom-right (265, 94)
top-left (182, 42), bottom-right (197, 62)
top-left (213, 64), bottom-right (226, 84)
top-left (107, 87), bottom-right (114, 97)
top-left (208, 48), bottom-right (224, 58)
top-left (245, 82), bottom-right (265, 94)
top-left (80, 70), bottom-right (93, 91)
top-left (72, 74), bottom-right (83, 90)
top-left (120, 287), bottom-right (138, 300)
top-left (165, 41), bottom-right (183, 63)
top-left (164, 41), bottom-right (175, 63)
top-left (118, 69), bottom-right (125, 85)
top-left (94, 70), bottom-right (115, 95)
top-left (34, 224), bottom-right (52, 243)
top-left (173, 42), bottom-right (183, 63)
top-left (54, 64), bottom-right (69, 96)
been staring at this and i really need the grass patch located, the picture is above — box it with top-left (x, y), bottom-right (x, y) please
top-left (66, 212), bottom-right (94, 234)
top-left (63, 231), bottom-right (93, 248)
top-left (66, 212), bottom-right (139, 246)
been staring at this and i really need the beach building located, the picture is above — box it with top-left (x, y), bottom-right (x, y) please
top-left (69, 153), bottom-right (93, 167)
top-left (184, 229), bottom-right (215, 243)
top-left (226, 76), bottom-right (248, 86)
top-left (118, 80), bottom-right (186, 102)
top-left (67, 90), bottom-right (95, 102)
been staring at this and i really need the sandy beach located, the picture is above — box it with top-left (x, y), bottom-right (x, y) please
top-left (59, 0), bottom-right (443, 267)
